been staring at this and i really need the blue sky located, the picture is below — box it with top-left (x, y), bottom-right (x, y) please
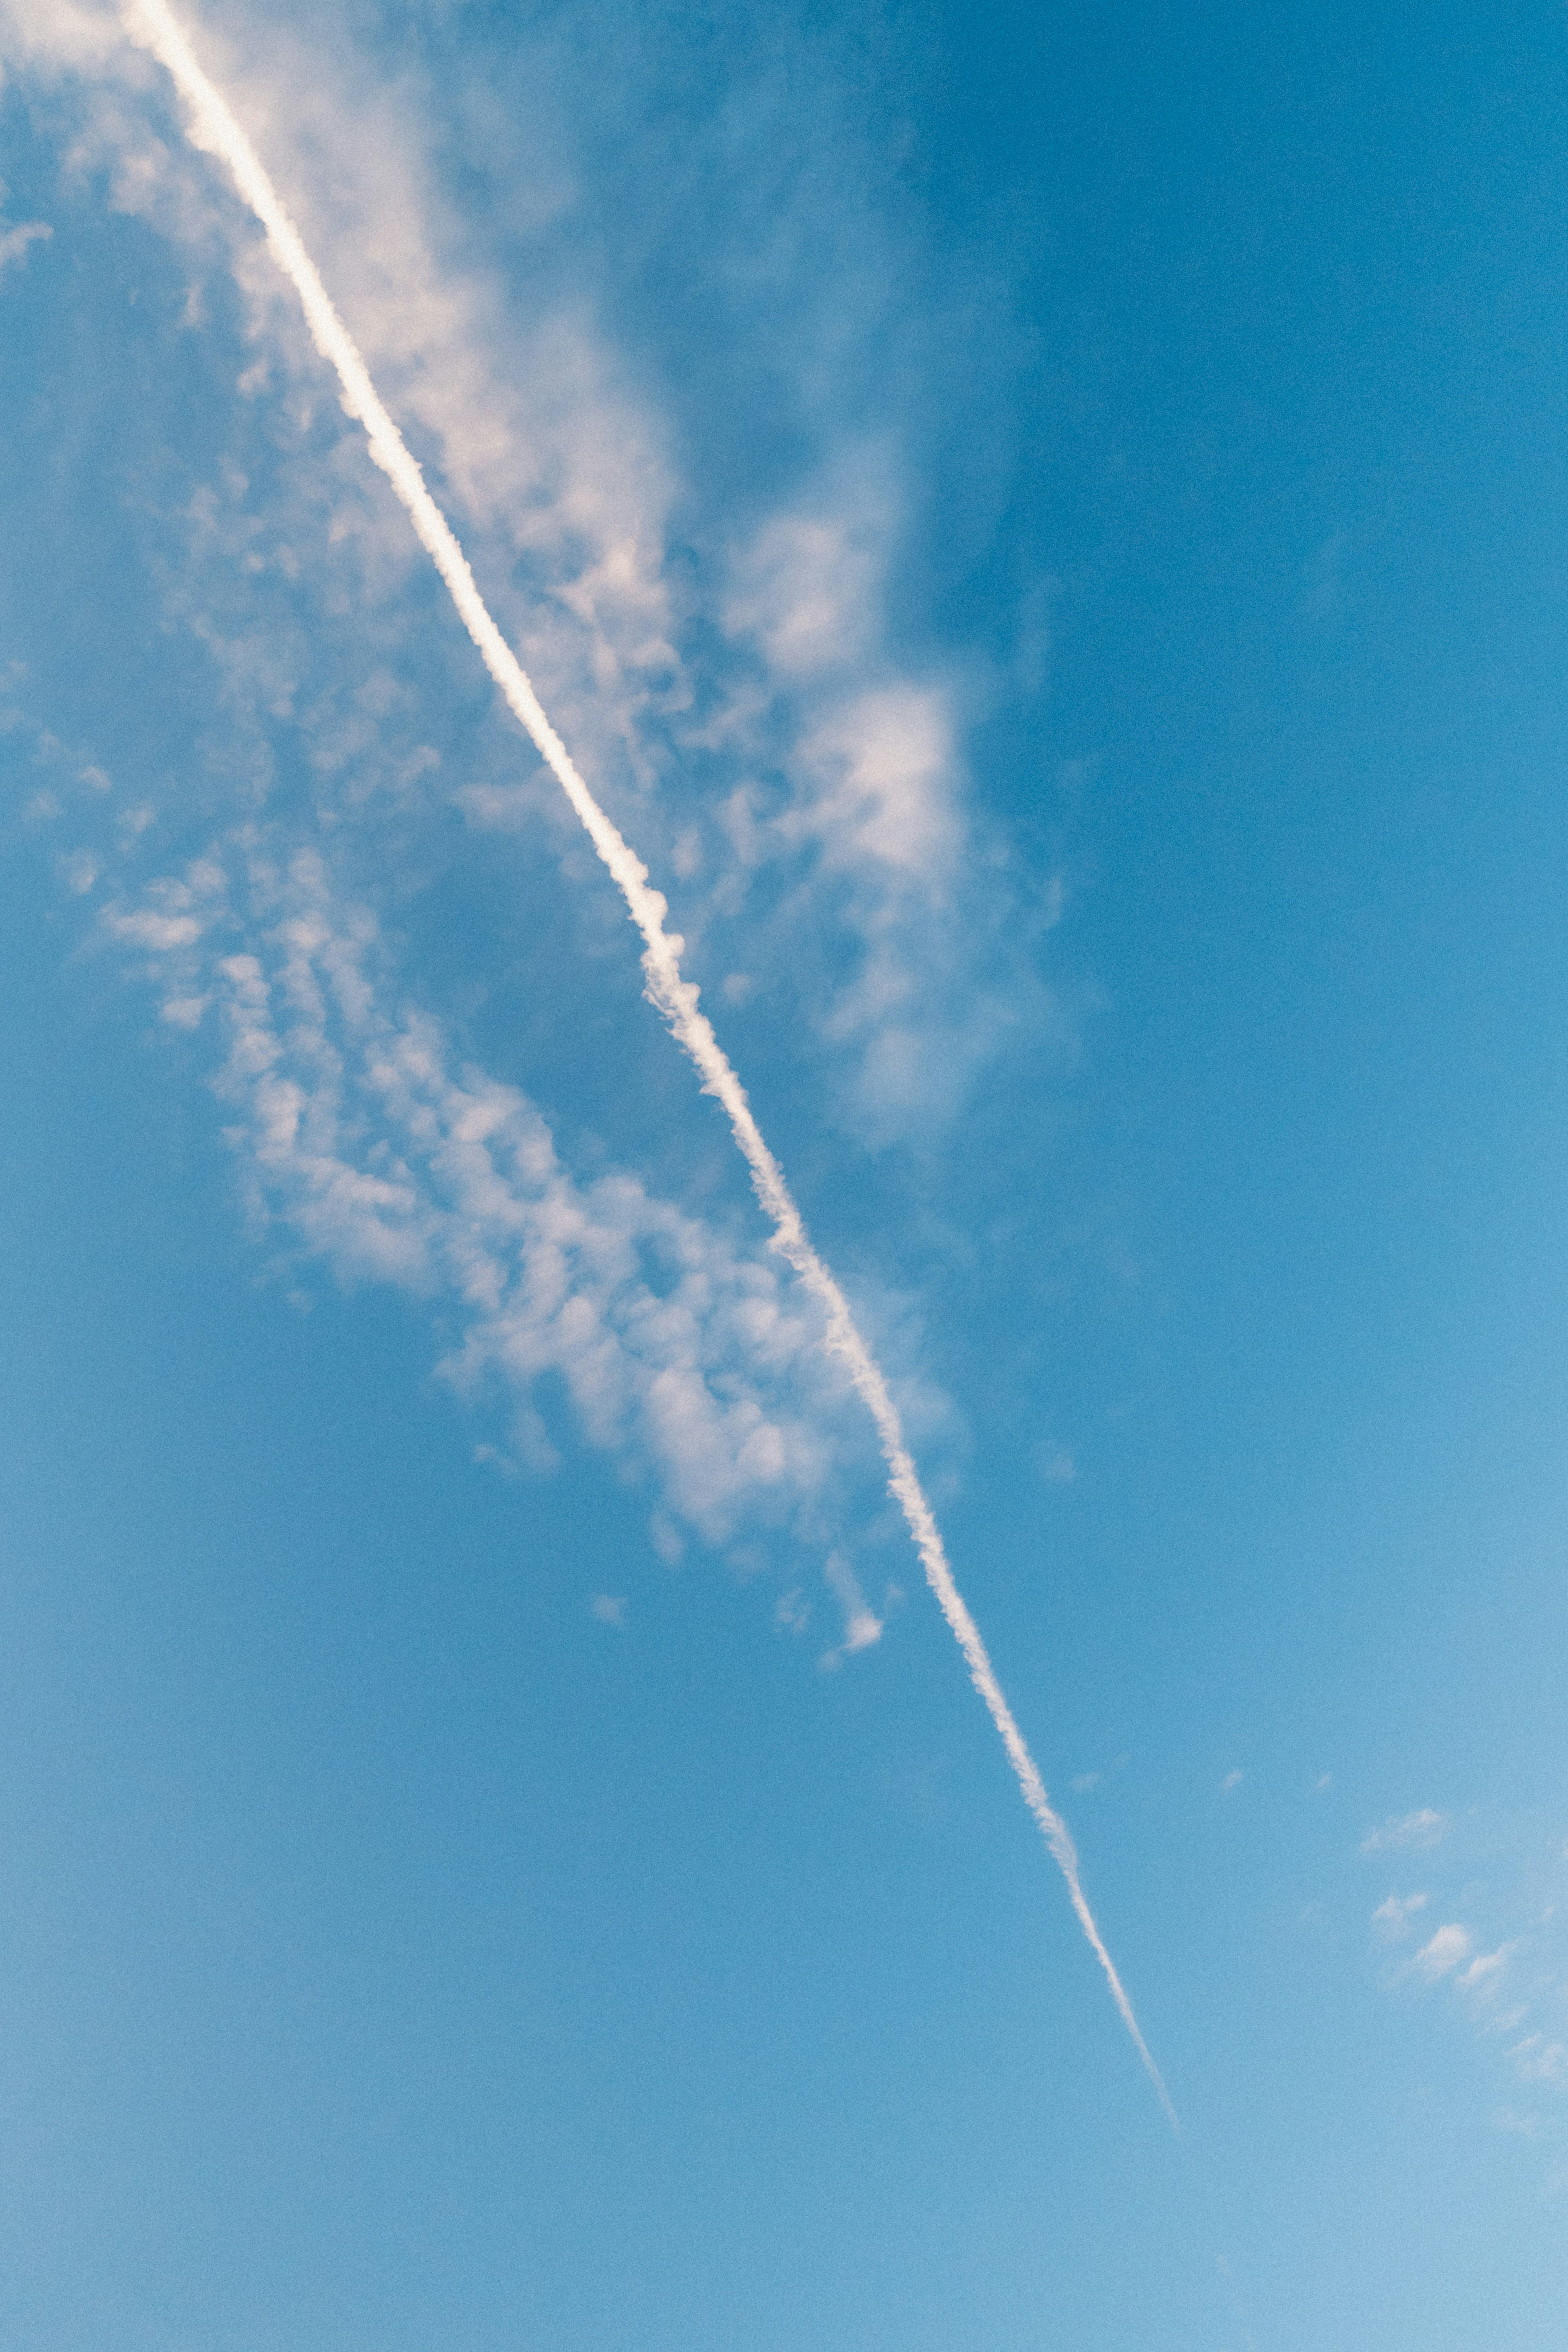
top-left (2, 1), bottom-right (1567, 2343)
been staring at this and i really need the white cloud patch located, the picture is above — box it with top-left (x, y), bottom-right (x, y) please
top-left (774, 1586), bottom-right (810, 1635)
top-left (1412, 1924), bottom-right (1472, 1983)
top-left (1361, 1808), bottom-right (1447, 1855)
top-left (1458, 1944), bottom-right (1515, 1996)
top-left (723, 506), bottom-right (882, 684)
top-left (590, 1593), bottom-right (627, 1628)
top-left (1510, 2037), bottom-right (1568, 2089)
top-left (708, 565), bottom-right (1027, 1139)
top-left (818, 1549), bottom-right (883, 1668)
top-left (0, 217), bottom-right (51, 274)
top-left (1371, 1891), bottom-right (1429, 1944)
top-left (792, 685), bottom-right (960, 881)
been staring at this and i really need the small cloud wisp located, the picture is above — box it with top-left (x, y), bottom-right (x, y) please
top-left (1361, 1808), bottom-right (1447, 1856)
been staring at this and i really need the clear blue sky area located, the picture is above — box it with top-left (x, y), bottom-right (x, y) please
top-left (2, 3), bottom-right (1566, 2345)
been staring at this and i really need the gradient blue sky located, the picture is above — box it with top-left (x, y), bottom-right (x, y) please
top-left (2, 3), bottom-right (1567, 2345)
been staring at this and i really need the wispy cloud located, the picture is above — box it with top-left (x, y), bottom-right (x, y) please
top-left (818, 1549), bottom-right (882, 1668)
top-left (1411, 1924), bottom-right (1472, 1983)
top-left (1509, 2036), bottom-right (1568, 2088)
top-left (712, 498), bottom-right (1036, 1137)
top-left (0, 214), bottom-right (51, 274)
top-left (1458, 1944), bottom-right (1515, 1995)
top-left (1361, 1808), bottom-right (1446, 1855)
top-left (1371, 1891), bottom-right (1429, 1944)
top-left (774, 1586), bottom-right (810, 1635)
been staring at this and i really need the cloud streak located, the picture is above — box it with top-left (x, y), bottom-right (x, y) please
top-left (1361, 1808), bottom-right (1446, 1855)
top-left (118, 0), bottom-right (1172, 2121)
top-left (0, 216), bottom-right (52, 273)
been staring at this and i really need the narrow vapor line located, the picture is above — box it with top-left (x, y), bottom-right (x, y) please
top-left (120, 0), bottom-right (1176, 2127)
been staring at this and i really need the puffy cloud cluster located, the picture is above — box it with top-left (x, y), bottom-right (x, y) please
top-left (1363, 1803), bottom-right (1568, 2161)
top-left (102, 837), bottom-right (878, 1569)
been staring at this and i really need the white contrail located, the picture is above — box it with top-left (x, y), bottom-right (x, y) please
top-left (119, 0), bottom-right (1175, 2127)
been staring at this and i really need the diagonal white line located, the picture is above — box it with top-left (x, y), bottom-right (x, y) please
top-left (120, 0), bottom-right (1175, 2126)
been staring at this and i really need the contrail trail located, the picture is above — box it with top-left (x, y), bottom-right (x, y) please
top-left (120, 0), bottom-right (1176, 2127)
